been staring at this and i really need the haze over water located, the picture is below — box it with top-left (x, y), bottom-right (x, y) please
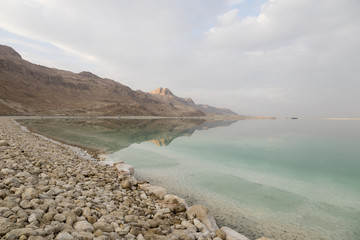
top-left (20, 118), bottom-right (360, 240)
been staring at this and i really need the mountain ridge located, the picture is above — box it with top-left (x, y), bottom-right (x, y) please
top-left (0, 44), bottom-right (237, 117)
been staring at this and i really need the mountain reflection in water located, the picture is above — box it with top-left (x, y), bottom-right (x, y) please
top-left (18, 118), bottom-right (237, 153)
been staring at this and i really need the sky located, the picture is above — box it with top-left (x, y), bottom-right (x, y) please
top-left (0, 0), bottom-right (359, 117)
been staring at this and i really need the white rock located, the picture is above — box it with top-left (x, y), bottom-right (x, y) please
top-left (220, 227), bottom-right (250, 240)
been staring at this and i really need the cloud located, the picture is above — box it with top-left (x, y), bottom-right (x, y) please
top-left (0, 0), bottom-right (359, 117)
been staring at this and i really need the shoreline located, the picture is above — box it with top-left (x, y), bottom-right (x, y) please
top-left (0, 118), bottom-right (270, 240)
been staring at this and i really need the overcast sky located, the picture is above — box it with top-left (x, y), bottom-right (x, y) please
top-left (0, 0), bottom-right (359, 117)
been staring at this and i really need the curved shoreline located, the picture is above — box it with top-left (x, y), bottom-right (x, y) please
top-left (0, 118), bottom-right (270, 240)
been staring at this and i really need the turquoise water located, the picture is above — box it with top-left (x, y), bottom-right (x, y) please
top-left (20, 118), bottom-right (360, 240)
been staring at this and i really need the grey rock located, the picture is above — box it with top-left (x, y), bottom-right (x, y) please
top-left (53, 213), bottom-right (67, 222)
top-left (55, 231), bottom-right (75, 240)
top-left (72, 231), bottom-right (95, 240)
top-left (22, 187), bottom-right (39, 200)
top-left (73, 220), bottom-right (94, 232)
top-left (93, 221), bottom-right (113, 232)
top-left (5, 228), bottom-right (36, 238)
top-left (0, 216), bottom-right (16, 235)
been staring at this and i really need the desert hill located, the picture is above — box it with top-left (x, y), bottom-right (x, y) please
top-left (0, 44), bottom-right (237, 116)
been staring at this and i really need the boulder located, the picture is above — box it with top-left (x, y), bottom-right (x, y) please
top-left (148, 185), bottom-right (167, 199)
top-left (159, 194), bottom-right (187, 213)
top-left (220, 227), bottom-right (249, 240)
top-left (186, 205), bottom-right (218, 232)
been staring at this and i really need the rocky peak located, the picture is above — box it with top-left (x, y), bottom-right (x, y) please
top-left (0, 44), bottom-right (22, 59)
top-left (150, 87), bottom-right (174, 96)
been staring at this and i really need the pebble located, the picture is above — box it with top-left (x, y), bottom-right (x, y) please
top-left (0, 119), bottom-right (256, 240)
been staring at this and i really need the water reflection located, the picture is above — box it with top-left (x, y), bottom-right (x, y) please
top-left (18, 118), bottom-right (237, 152)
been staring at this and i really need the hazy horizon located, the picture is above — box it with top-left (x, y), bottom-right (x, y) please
top-left (0, 0), bottom-right (359, 118)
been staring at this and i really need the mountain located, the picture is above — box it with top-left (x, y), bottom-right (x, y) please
top-left (0, 44), bottom-right (237, 116)
top-left (149, 87), bottom-right (238, 116)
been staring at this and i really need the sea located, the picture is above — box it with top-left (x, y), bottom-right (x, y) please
top-left (18, 118), bottom-right (360, 240)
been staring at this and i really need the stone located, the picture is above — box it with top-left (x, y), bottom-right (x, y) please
top-left (115, 163), bottom-right (135, 175)
top-left (72, 231), bottom-right (95, 240)
top-left (28, 237), bottom-right (46, 240)
top-left (256, 238), bottom-right (274, 240)
top-left (53, 213), bottom-right (67, 222)
top-left (55, 231), bottom-right (75, 240)
top-left (5, 228), bottom-right (36, 239)
top-left (220, 227), bottom-right (250, 240)
top-left (186, 205), bottom-right (218, 232)
top-left (42, 212), bottom-right (55, 223)
top-left (121, 180), bottom-right (132, 189)
top-left (0, 216), bottom-right (16, 235)
top-left (124, 215), bottom-right (138, 223)
top-left (159, 194), bottom-right (187, 213)
top-left (148, 185), bottom-right (167, 199)
top-left (3, 177), bottom-right (20, 187)
top-left (136, 233), bottom-right (145, 240)
top-left (125, 233), bottom-right (135, 240)
top-left (22, 187), bottom-right (39, 200)
top-left (93, 221), bottom-right (113, 232)
top-left (94, 236), bottom-right (110, 240)
top-left (73, 220), bottom-right (95, 232)
top-left (193, 219), bottom-right (207, 232)
top-left (0, 140), bottom-right (9, 146)
top-left (216, 228), bottom-right (227, 240)
top-left (181, 221), bottom-right (197, 233)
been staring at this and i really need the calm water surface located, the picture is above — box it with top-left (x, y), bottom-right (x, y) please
top-left (20, 118), bottom-right (360, 240)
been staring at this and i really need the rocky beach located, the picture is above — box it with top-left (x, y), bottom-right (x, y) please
top-left (0, 118), bottom-right (269, 240)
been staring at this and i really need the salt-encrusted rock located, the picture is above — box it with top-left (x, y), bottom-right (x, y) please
top-left (186, 205), bottom-right (218, 232)
top-left (74, 220), bottom-right (94, 232)
top-left (159, 194), bottom-right (187, 213)
top-left (148, 185), bottom-right (167, 199)
top-left (55, 231), bottom-right (75, 240)
top-left (115, 163), bottom-right (135, 175)
top-left (220, 227), bottom-right (250, 240)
